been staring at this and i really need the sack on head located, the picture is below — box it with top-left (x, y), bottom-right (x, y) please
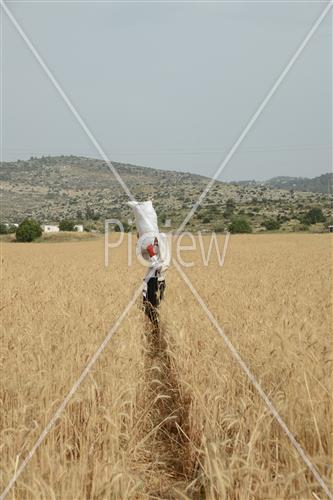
top-left (128, 200), bottom-right (159, 238)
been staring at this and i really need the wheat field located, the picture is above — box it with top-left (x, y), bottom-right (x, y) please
top-left (1, 234), bottom-right (332, 499)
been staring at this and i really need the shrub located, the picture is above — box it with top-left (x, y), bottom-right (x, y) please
top-left (324, 218), bottom-right (333, 229)
top-left (277, 214), bottom-right (289, 223)
top-left (59, 219), bottom-right (75, 231)
top-left (223, 209), bottom-right (233, 218)
top-left (0, 222), bottom-right (8, 234)
top-left (213, 224), bottom-right (225, 233)
top-left (226, 198), bottom-right (236, 210)
top-left (223, 198), bottom-right (236, 218)
top-left (262, 219), bottom-right (281, 231)
top-left (16, 219), bottom-right (42, 242)
top-left (83, 222), bottom-right (97, 232)
top-left (229, 217), bottom-right (253, 234)
top-left (303, 207), bottom-right (326, 224)
top-left (114, 221), bottom-right (130, 232)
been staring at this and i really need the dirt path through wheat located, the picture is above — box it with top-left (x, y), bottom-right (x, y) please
top-left (142, 322), bottom-right (197, 499)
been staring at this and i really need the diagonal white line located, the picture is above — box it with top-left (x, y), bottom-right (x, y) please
top-left (173, 259), bottom-right (333, 500)
top-left (0, 280), bottom-right (145, 500)
top-left (177, 0), bottom-right (333, 233)
top-left (219, 230), bottom-right (230, 266)
top-left (0, 0), bottom-right (136, 202)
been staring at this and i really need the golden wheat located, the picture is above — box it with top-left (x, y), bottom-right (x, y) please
top-left (1, 234), bottom-right (332, 499)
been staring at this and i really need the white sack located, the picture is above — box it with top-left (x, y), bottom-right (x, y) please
top-left (128, 200), bottom-right (171, 273)
top-left (127, 200), bottom-right (159, 238)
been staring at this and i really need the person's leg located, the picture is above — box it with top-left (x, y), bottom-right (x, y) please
top-left (147, 276), bottom-right (159, 306)
top-left (143, 274), bottom-right (159, 325)
top-left (143, 270), bottom-right (166, 325)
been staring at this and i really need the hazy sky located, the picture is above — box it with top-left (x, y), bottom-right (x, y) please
top-left (2, 1), bottom-right (332, 181)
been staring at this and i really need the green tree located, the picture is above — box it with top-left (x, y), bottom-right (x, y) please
top-left (85, 205), bottom-right (95, 219)
top-left (59, 219), bottom-right (75, 231)
top-left (0, 222), bottom-right (8, 234)
top-left (229, 217), bottom-right (253, 234)
top-left (303, 207), bottom-right (326, 224)
top-left (16, 219), bottom-right (42, 242)
top-left (226, 198), bottom-right (236, 210)
top-left (262, 219), bottom-right (281, 231)
top-left (224, 198), bottom-right (236, 218)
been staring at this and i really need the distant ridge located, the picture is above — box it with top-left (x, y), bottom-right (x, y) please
top-left (231, 173), bottom-right (332, 194)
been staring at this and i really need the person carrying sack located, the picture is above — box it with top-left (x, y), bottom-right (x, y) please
top-left (128, 200), bottom-right (170, 325)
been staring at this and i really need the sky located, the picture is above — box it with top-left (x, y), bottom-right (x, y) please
top-left (2, 0), bottom-right (332, 181)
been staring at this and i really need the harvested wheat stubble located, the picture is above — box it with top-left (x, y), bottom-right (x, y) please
top-left (1, 234), bottom-right (332, 499)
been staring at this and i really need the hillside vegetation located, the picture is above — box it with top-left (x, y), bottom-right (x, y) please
top-left (1, 156), bottom-right (332, 232)
top-left (266, 173), bottom-right (332, 193)
top-left (233, 173), bottom-right (332, 194)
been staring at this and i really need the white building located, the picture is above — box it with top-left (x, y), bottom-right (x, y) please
top-left (164, 218), bottom-right (172, 228)
top-left (42, 224), bottom-right (59, 233)
top-left (74, 224), bottom-right (84, 232)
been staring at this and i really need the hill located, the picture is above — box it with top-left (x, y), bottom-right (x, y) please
top-left (0, 155), bottom-right (226, 224)
top-left (232, 173), bottom-right (332, 194)
top-left (265, 173), bottom-right (332, 193)
top-left (1, 156), bottom-right (332, 231)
